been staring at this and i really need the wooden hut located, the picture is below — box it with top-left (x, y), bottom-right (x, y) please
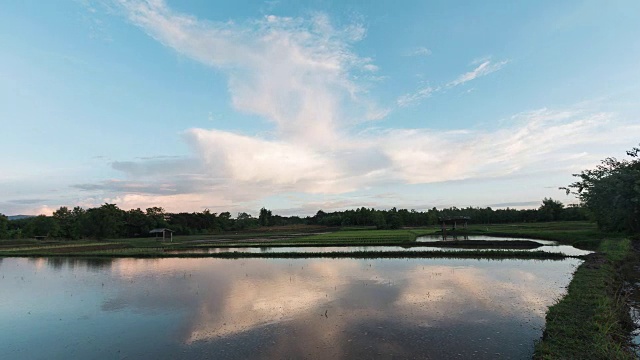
top-left (149, 228), bottom-right (174, 242)
top-left (438, 216), bottom-right (471, 231)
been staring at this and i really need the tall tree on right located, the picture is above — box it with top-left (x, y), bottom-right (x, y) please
top-left (563, 145), bottom-right (640, 233)
top-left (258, 208), bottom-right (273, 227)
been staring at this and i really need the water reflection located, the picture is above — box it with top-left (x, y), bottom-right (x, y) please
top-left (416, 235), bottom-right (557, 245)
top-left (0, 257), bottom-right (580, 359)
top-left (30, 257), bottom-right (115, 271)
top-left (166, 235), bottom-right (589, 256)
top-left (167, 243), bottom-right (591, 256)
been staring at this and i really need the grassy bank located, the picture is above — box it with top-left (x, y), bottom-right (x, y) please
top-left (0, 228), bottom-right (438, 256)
top-left (533, 237), bottom-right (635, 359)
top-left (296, 229), bottom-right (431, 242)
top-left (463, 221), bottom-right (615, 250)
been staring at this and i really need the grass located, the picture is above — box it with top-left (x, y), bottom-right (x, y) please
top-left (463, 221), bottom-right (621, 250)
top-left (532, 237), bottom-right (635, 359)
top-left (295, 229), bottom-right (433, 243)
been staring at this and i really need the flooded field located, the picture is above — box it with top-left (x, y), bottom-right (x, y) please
top-left (416, 235), bottom-right (557, 245)
top-left (0, 256), bottom-right (581, 359)
top-left (417, 235), bottom-right (590, 257)
top-left (167, 235), bottom-right (591, 257)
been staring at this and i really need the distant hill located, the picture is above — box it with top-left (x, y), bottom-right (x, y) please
top-left (8, 215), bottom-right (35, 221)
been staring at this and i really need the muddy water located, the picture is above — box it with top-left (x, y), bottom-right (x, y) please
top-left (0, 257), bottom-right (581, 359)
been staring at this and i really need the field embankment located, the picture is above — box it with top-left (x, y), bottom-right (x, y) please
top-left (520, 228), bottom-right (635, 359)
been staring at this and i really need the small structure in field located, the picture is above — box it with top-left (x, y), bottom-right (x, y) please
top-left (149, 228), bottom-right (174, 242)
top-left (438, 216), bottom-right (471, 231)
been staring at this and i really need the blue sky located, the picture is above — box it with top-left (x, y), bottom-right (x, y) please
top-left (1, 0), bottom-right (639, 216)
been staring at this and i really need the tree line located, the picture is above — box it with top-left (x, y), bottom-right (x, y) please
top-left (1, 144), bottom-right (637, 240)
top-left (0, 199), bottom-right (585, 240)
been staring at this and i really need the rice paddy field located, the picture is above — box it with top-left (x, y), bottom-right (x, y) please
top-left (0, 221), bottom-right (636, 358)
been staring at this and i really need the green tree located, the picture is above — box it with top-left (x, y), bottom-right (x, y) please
top-left (84, 203), bottom-right (125, 239)
top-left (26, 215), bottom-right (60, 238)
top-left (53, 206), bottom-right (85, 239)
top-left (218, 212), bottom-right (232, 231)
top-left (372, 211), bottom-right (387, 229)
top-left (258, 207), bottom-right (273, 226)
top-left (146, 207), bottom-right (168, 228)
top-left (125, 208), bottom-right (153, 237)
top-left (563, 145), bottom-right (640, 233)
top-left (53, 207), bottom-right (72, 238)
top-left (236, 212), bottom-right (258, 230)
top-left (538, 198), bottom-right (564, 222)
top-left (0, 213), bottom-right (8, 239)
top-left (201, 209), bottom-right (218, 232)
top-left (426, 208), bottom-right (439, 225)
top-left (386, 207), bottom-right (403, 229)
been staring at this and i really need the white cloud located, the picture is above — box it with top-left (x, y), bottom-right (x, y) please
top-left (77, 105), bottom-right (639, 214)
top-left (380, 108), bottom-right (623, 184)
top-left (447, 59), bottom-right (509, 87)
top-left (405, 46), bottom-right (432, 57)
top-left (396, 57), bottom-right (507, 107)
top-left (397, 86), bottom-right (436, 107)
top-left (186, 129), bottom-right (342, 190)
top-left (42, 1), bottom-right (637, 215)
top-left (117, 0), bottom-right (383, 146)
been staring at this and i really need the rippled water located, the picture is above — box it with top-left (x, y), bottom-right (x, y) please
top-left (0, 256), bottom-right (581, 359)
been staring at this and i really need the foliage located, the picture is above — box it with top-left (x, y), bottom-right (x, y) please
top-left (83, 204), bottom-right (124, 239)
top-left (26, 215), bottom-right (60, 237)
top-left (2, 199), bottom-right (590, 240)
top-left (235, 212), bottom-right (259, 230)
top-left (258, 207), bottom-right (273, 226)
top-left (53, 206), bottom-right (84, 239)
top-left (563, 145), bottom-right (640, 233)
top-left (0, 213), bottom-right (8, 239)
top-left (538, 198), bottom-right (564, 221)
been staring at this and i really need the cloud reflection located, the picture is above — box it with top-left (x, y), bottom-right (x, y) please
top-left (100, 257), bottom-right (579, 358)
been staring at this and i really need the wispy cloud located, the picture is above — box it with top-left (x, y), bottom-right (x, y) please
top-left (6, 198), bottom-right (50, 205)
top-left (396, 57), bottom-right (508, 106)
top-left (487, 201), bottom-right (540, 208)
top-left (447, 59), bottom-right (509, 87)
top-left (405, 46), bottom-right (431, 57)
top-left (397, 86), bottom-right (436, 107)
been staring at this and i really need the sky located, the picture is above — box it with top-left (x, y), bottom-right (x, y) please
top-left (1, 0), bottom-right (639, 217)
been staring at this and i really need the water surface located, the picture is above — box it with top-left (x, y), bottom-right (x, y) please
top-left (168, 235), bottom-right (590, 256)
top-left (0, 257), bottom-right (581, 359)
